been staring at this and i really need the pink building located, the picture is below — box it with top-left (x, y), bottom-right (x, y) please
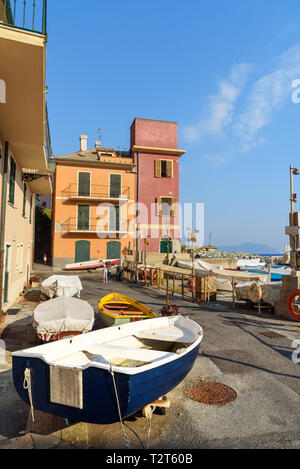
top-left (130, 118), bottom-right (186, 254)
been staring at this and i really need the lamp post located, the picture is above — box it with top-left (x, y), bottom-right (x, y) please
top-left (289, 165), bottom-right (300, 273)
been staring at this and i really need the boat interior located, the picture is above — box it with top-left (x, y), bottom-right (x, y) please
top-left (101, 303), bottom-right (146, 316)
top-left (53, 331), bottom-right (193, 369)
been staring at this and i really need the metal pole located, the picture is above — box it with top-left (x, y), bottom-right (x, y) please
top-left (290, 165), bottom-right (296, 273)
top-left (166, 243), bottom-right (169, 304)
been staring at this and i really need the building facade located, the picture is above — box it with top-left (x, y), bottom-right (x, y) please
top-left (51, 138), bottom-right (136, 268)
top-left (130, 118), bottom-right (186, 254)
top-left (0, 0), bottom-right (52, 311)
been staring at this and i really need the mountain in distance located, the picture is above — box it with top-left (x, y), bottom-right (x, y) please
top-left (217, 242), bottom-right (279, 254)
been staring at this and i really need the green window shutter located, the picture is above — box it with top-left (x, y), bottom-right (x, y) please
top-left (77, 205), bottom-right (90, 230)
top-left (8, 157), bottom-right (16, 205)
top-left (22, 183), bottom-right (27, 217)
top-left (78, 172), bottom-right (91, 196)
top-left (110, 174), bottom-right (121, 198)
top-left (29, 195), bottom-right (33, 223)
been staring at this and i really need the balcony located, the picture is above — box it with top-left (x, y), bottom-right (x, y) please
top-left (0, 0), bottom-right (47, 36)
top-left (61, 218), bottom-right (130, 236)
top-left (0, 0), bottom-right (51, 191)
top-left (61, 184), bottom-right (131, 202)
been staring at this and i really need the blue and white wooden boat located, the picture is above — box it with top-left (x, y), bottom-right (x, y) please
top-left (245, 266), bottom-right (291, 282)
top-left (12, 316), bottom-right (203, 424)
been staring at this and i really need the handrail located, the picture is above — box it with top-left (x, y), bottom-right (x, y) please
top-left (1, 0), bottom-right (47, 36)
top-left (61, 218), bottom-right (129, 233)
top-left (61, 184), bottom-right (130, 199)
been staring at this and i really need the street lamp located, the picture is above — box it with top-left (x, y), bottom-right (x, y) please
top-left (289, 165), bottom-right (299, 273)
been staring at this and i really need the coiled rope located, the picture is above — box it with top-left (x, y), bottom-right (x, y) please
top-left (110, 366), bottom-right (130, 448)
top-left (23, 367), bottom-right (35, 422)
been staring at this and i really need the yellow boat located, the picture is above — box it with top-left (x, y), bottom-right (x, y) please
top-left (97, 292), bottom-right (156, 326)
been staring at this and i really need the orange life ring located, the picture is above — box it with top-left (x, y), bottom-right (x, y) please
top-left (287, 289), bottom-right (300, 321)
top-left (249, 282), bottom-right (262, 304)
top-left (141, 269), bottom-right (147, 280)
top-left (187, 278), bottom-right (196, 292)
top-left (152, 269), bottom-right (158, 280)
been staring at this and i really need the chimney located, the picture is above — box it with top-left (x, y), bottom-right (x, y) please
top-left (80, 135), bottom-right (88, 154)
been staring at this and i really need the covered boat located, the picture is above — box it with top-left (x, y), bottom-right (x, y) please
top-left (41, 275), bottom-right (82, 299)
top-left (64, 258), bottom-right (119, 271)
top-left (234, 281), bottom-right (282, 306)
top-left (32, 297), bottom-right (95, 342)
top-left (13, 316), bottom-right (203, 424)
top-left (97, 292), bottom-right (156, 326)
top-left (177, 259), bottom-right (268, 292)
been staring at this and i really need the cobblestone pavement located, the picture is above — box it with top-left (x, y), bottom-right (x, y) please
top-left (1, 267), bottom-right (300, 449)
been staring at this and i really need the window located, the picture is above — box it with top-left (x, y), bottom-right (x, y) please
top-left (78, 172), bottom-right (91, 196)
top-left (156, 197), bottom-right (177, 217)
top-left (8, 157), bottom-right (16, 205)
top-left (154, 160), bottom-right (173, 178)
top-left (109, 205), bottom-right (120, 231)
top-left (77, 205), bottom-right (90, 230)
top-left (110, 174), bottom-right (121, 198)
top-left (22, 183), bottom-right (27, 217)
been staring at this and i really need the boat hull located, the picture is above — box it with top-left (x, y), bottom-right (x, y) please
top-left (97, 293), bottom-right (156, 327)
top-left (12, 344), bottom-right (199, 424)
top-left (64, 259), bottom-right (119, 272)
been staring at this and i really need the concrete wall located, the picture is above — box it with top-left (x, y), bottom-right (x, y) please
top-left (2, 144), bottom-right (34, 310)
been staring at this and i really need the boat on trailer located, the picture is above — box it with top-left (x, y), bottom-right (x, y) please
top-left (97, 292), bottom-right (156, 326)
top-left (64, 258), bottom-right (120, 272)
top-left (12, 316), bottom-right (203, 425)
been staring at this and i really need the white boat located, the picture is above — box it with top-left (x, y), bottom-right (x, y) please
top-left (13, 316), bottom-right (203, 424)
top-left (64, 258), bottom-right (120, 271)
top-left (32, 296), bottom-right (95, 342)
top-left (41, 275), bottom-right (82, 299)
top-left (236, 258), bottom-right (266, 268)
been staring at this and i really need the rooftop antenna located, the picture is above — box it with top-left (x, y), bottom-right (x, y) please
top-left (98, 129), bottom-right (102, 147)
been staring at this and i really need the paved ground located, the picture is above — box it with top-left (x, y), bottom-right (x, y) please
top-left (1, 266), bottom-right (300, 449)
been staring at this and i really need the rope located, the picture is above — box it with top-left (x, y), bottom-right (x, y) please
top-left (23, 367), bottom-right (35, 422)
top-left (110, 367), bottom-right (130, 449)
top-left (146, 406), bottom-right (154, 449)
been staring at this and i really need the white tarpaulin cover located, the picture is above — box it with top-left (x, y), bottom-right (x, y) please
top-left (176, 260), bottom-right (269, 285)
top-left (234, 281), bottom-right (282, 306)
top-left (32, 297), bottom-right (94, 338)
top-left (41, 275), bottom-right (82, 299)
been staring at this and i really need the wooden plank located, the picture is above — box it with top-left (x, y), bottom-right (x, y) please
top-left (50, 365), bottom-right (83, 409)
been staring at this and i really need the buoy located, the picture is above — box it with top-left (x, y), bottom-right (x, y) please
top-left (152, 270), bottom-right (158, 280)
top-left (287, 289), bottom-right (300, 321)
top-left (187, 278), bottom-right (195, 292)
top-left (249, 282), bottom-right (262, 304)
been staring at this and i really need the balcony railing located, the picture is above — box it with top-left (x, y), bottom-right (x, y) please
top-left (61, 218), bottom-right (129, 235)
top-left (0, 0), bottom-right (47, 36)
top-left (62, 184), bottom-right (131, 201)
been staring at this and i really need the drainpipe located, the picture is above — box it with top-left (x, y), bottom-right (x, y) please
top-left (135, 151), bottom-right (140, 261)
top-left (0, 141), bottom-right (9, 312)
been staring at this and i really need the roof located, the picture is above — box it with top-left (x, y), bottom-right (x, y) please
top-left (53, 148), bottom-right (135, 168)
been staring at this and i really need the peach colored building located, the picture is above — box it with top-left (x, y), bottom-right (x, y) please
top-left (51, 138), bottom-right (136, 268)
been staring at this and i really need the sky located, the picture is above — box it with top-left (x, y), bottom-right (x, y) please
top-left (46, 0), bottom-right (300, 253)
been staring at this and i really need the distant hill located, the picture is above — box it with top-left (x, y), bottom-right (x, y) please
top-left (217, 242), bottom-right (279, 254)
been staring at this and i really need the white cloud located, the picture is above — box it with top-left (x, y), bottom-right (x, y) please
top-left (183, 62), bottom-right (255, 143)
top-left (184, 44), bottom-right (300, 154)
top-left (234, 45), bottom-right (300, 149)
